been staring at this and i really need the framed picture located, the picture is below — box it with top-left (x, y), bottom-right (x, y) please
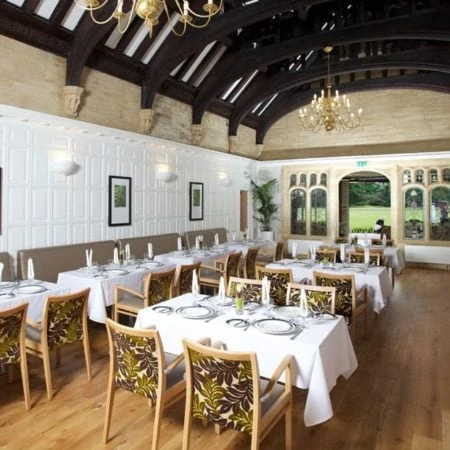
top-left (189, 182), bottom-right (204, 221)
top-left (108, 176), bottom-right (132, 226)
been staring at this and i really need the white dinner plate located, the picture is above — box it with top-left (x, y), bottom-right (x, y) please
top-left (176, 306), bottom-right (214, 319)
top-left (105, 269), bottom-right (129, 276)
top-left (152, 305), bottom-right (173, 314)
top-left (272, 306), bottom-right (300, 320)
top-left (142, 261), bottom-right (163, 268)
top-left (213, 296), bottom-right (234, 306)
top-left (0, 292), bottom-right (15, 299)
top-left (0, 281), bottom-right (15, 289)
top-left (16, 284), bottom-right (47, 295)
top-left (253, 318), bottom-right (296, 335)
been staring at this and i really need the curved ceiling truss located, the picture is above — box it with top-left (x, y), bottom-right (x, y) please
top-left (1, 0), bottom-right (449, 157)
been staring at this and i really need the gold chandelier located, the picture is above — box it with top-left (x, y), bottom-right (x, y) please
top-left (74, 0), bottom-right (223, 38)
top-left (298, 46), bottom-right (363, 132)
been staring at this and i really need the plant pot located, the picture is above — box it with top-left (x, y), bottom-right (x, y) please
top-left (260, 231), bottom-right (274, 241)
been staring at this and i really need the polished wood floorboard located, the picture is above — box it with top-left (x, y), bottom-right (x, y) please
top-left (1, 268), bottom-right (450, 449)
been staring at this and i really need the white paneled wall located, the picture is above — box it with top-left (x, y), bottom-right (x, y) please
top-left (0, 105), bottom-right (256, 268)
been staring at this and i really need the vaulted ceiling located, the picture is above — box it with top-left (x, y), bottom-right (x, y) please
top-left (1, 0), bottom-right (450, 148)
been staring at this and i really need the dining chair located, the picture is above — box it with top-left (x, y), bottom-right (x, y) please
top-left (103, 319), bottom-right (191, 449)
top-left (347, 250), bottom-right (381, 266)
top-left (113, 268), bottom-right (176, 322)
top-left (173, 262), bottom-right (202, 296)
top-left (313, 271), bottom-right (368, 340)
top-left (241, 247), bottom-right (259, 279)
top-left (255, 265), bottom-right (293, 306)
top-left (286, 283), bottom-right (336, 315)
top-left (25, 288), bottom-right (92, 400)
top-left (227, 277), bottom-right (269, 303)
top-left (182, 338), bottom-right (293, 450)
top-left (256, 241), bottom-right (284, 266)
top-left (314, 248), bottom-right (337, 263)
top-left (0, 251), bottom-right (14, 281)
top-left (199, 252), bottom-right (241, 294)
top-left (0, 303), bottom-right (31, 410)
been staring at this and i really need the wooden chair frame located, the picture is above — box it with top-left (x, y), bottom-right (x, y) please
top-left (103, 319), bottom-right (190, 449)
top-left (242, 247), bottom-right (259, 279)
top-left (182, 338), bottom-right (293, 450)
top-left (199, 252), bottom-right (241, 293)
top-left (0, 303), bottom-right (31, 410)
top-left (114, 268), bottom-right (176, 321)
top-left (313, 271), bottom-right (368, 341)
top-left (25, 288), bottom-right (91, 400)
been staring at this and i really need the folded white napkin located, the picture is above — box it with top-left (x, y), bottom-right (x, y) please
top-left (85, 248), bottom-right (93, 267)
top-left (364, 247), bottom-right (370, 266)
top-left (310, 245), bottom-right (316, 261)
top-left (0, 262), bottom-right (3, 282)
top-left (125, 243), bottom-right (131, 261)
top-left (232, 232), bottom-right (236, 241)
top-left (113, 247), bottom-right (119, 265)
top-left (382, 234), bottom-right (387, 246)
top-left (340, 244), bottom-right (346, 263)
top-left (192, 269), bottom-right (199, 295)
top-left (262, 276), bottom-right (270, 304)
top-left (348, 232), bottom-right (352, 244)
top-left (214, 233), bottom-right (219, 246)
top-left (331, 231), bottom-right (335, 242)
top-left (299, 289), bottom-right (309, 317)
top-left (292, 241), bottom-right (297, 259)
top-left (218, 276), bottom-right (226, 300)
top-left (148, 242), bottom-right (153, 259)
top-left (27, 257), bottom-right (35, 280)
top-left (195, 236), bottom-right (199, 249)
top-left (177, 237), bottom-right (183, 251)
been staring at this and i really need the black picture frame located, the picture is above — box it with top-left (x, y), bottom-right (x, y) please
top-left (189, 182), bottom-right (204, 221)
top-left (108, 176), bottom-right (132, 226)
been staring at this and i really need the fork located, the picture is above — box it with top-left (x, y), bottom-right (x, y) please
top-left (290, 327), bottom-right (303, 340)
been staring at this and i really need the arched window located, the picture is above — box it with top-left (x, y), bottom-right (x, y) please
top-left (320, 173), bottom-right (327, 186)
top-left (402, 170), bottom-right (411, 184)
top-left (300, 173), bottom-right (307, 187)
top-left (430, 169), bottom-right (439, 184)
top-left (310, 173), bottom-right (317, 187)
top-left (310, 188), bottom-right (327, 236)
top-left (415, 169), bottom-right (424, 184)
top-left (430, 186), bottom-right (450, 241)
top-left (404, 188), bottom-right (424, 240)
top-left (289, 174), bottom-right (297, 187)
top-left (290, 189), bottom-right (306, 235)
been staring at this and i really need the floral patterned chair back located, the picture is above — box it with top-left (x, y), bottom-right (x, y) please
top-left (348, 251), bottom-right (381, 266)
top-left (224, 252), bottom-right (242, 285)
top-left (255, 265), bottom-right (293, 306)
top-left (227, 277), bottom-right (269, 303)
top-left (25, 288), bottom-right (91, 400)
top-left (175, 262), bottom-right (202, 296)
top-left (274, 242), bottom-right (284, 261)
top-left (286, 283), bottom-right (336, 314)
top-left (0, 303), bottom-right (31, 410)
top-left (103, 319), bottom-right (186, 448)
top-left (145, 268), bottom-right (176, 306)
top-left (313, 272), bottom-right (355, 320)
top-left (314, 248), bottom-right (337, 263)
top-left (243, 247), bottom-right (259, 279)
top-left (182, 338), bottom-right (293, 450)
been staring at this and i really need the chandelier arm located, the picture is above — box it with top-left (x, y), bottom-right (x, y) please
top-left (73, 0), bottom-right (110, 11)
top-left (182, 14), bottom-right (213, 29)
top-left (116, 1), bottom-right (136, 34)
top-left (89, 6), bottom-right (119, 25)
top-left (188, 0), bottom-right (223, 19)
top-left (162, 2), bottom-right (189, 37)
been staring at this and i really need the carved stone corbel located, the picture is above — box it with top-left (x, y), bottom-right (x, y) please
top-left (256, 144), bottom-right (264, 159)
top-left (63, 85), bottom-right (84, 118)
top-left (140, 108), bottom-right (154, 134)
top-left (191, 124), bottom-right (203, 145)
top-left (228, 135), bottom-right (237, 154)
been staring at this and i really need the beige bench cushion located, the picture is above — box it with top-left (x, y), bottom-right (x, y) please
top-left (119, 233), bottom-right (182, 259)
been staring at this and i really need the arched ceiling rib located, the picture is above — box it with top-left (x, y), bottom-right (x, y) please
top-left (1, 0), bottom-right (449, 160)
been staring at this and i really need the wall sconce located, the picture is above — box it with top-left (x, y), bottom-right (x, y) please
top-left (156, 170), bottom-right (176, 183)
top-left (50, 159), bottom-right (76, 176)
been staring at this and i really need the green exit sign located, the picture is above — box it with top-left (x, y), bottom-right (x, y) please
top-left (356, 161), bottom-right (368, 168)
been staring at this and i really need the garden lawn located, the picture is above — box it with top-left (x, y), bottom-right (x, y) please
top-left (349, 206), bottom-right (391, 231)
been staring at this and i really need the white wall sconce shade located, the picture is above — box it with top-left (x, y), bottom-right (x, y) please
top-left (50, 160), bottom-right (76, 175)
top-left (156, 171), bottom-right (176, 183)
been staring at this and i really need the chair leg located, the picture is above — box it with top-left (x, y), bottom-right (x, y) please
top-left (83, 336), bottom-right (92, 380)
top-left (20, 355), bottom-right (31, 411)
top-left (182, 409), bottom-right (192, 450)
top-left (285, 408), bottom-right (292, 450)
top-left (151, 398), bottom-right (164, 450)
top-left (103, 383), bottom-right (116, 444)
top-left (42, 347), bottom-right (54, 400)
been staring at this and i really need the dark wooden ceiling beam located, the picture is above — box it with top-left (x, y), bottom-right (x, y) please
top-left (49, 2), bottom-right (73, 25)
top-left (65, 3), bottom-right (118, 85)
top-left (192, 11), bottom-right (450, 124)
top-left (141, 0), bottom-right (329, 108)
top-left (255, 72), bottom-right (450, 144)
top-left (228, 45), bottom-right (450, 134)
top-left (23, 0), bottom-right (41, 14)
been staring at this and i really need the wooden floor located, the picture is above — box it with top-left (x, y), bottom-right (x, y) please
top-left (1, 267), bottom-right (450, 449)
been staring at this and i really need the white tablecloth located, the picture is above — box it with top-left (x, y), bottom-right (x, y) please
top-left (154, 249), bottom-right (228, 266)
top-left (57, 263), bottom-right (175, 323)
top-left (268, 260), bottom-right (393, 313)
top-left (135, 293), bottom-right (358, 427)
top-left (0, 281), bottom-right (70, 322)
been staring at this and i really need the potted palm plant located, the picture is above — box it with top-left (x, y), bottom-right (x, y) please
top-left (251, 178), bottom-right (279, 240)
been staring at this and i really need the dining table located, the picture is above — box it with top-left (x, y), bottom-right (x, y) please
top-left (57, 260), bottom-right (175, 323)
top-left (267, 259), bottom-right (393, 313)
top-left (134, 292), bottom-right (358, 427)
top-left (0, 280), bottom-right (70, 322)
top-left (154, 248), bottom-right (229, 266)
